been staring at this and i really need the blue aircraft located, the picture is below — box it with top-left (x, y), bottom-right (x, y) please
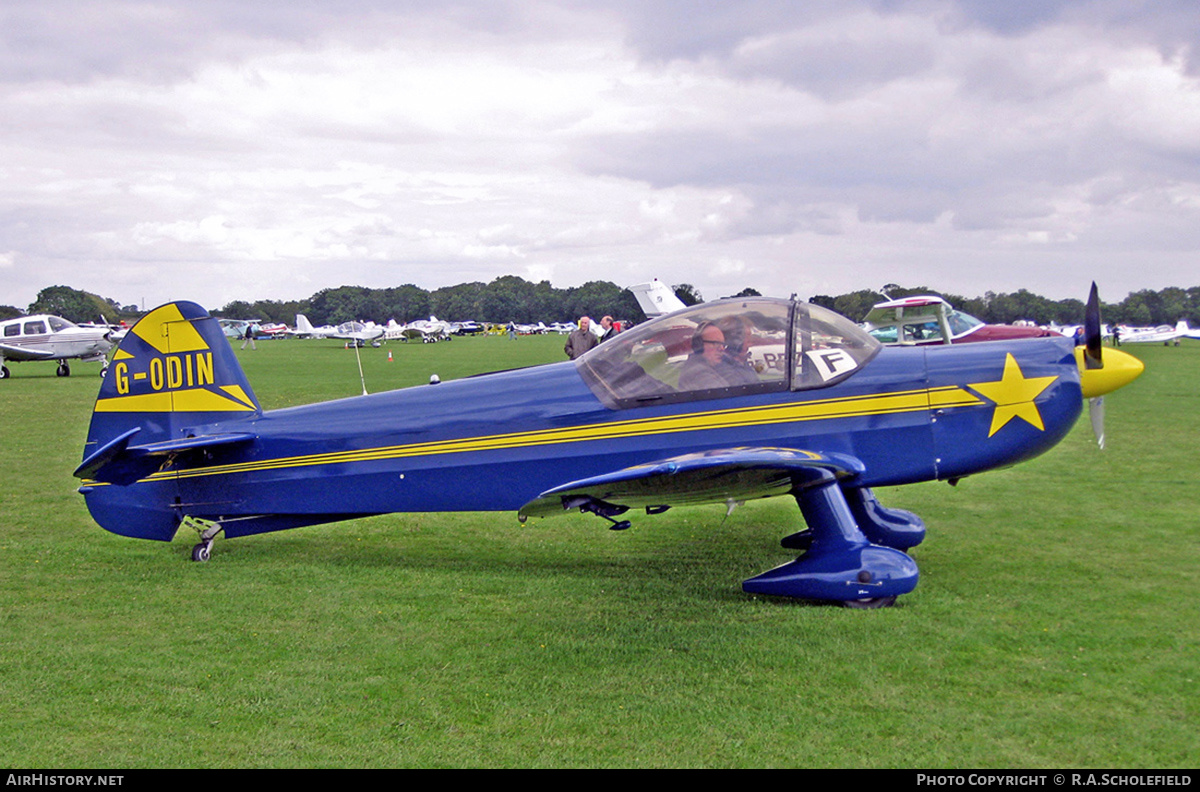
top-left (74, 290), bottom-right (1143, 607)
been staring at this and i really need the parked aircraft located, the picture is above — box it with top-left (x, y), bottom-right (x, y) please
top-left (451, 321), bottom-right (485, 336)
top-left (289, 315), bottom-right (335, 339)
top-left (863, 295), bottom-right (1056, 345)
top-left (395, 316), bottom-right (452, 343)
top-left (74, 291), bottom-right (1141, 607)
top-left (217, 318), bottom-right (257, 340)
top-left (1, 314), bottom-right (114, 378)
top-left (1114, 320), bottom-right (1198, 345)
top-left (330, 320), bottom-right (384, 347)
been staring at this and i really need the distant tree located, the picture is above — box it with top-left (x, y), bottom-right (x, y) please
top-left (882, 284), bottom-right (938, 300)
top-left (1048, 298), bottom-right (1085, 325)
top-left (0, 305), bottom-right (22, 321)
top-left (673, 283), bottom-right (702, 306)
top-left (83, 278), bottom-right (1200, 334)
top-left (430, 281), bottom-right (485, 321)
top-left (725, 287), bottom-right (762, 298)
top-left (941, 291), bottom-right (987, 320)
top-left (28, 286), bottom-right (114, 323)
top-left (562, 280), bottom-right (642, 323)
top-left (1187, 287), bottom-right (1200, 325)
top-left (831, 289), bottom-right (886, 323)
top-left (380, 284), bottom-right (430, 323)
top-left (477, 275), bottom-right (537, 323)
top-left (309, 286), bottom-right (384, 325)
top-left (217, 300), bottom-right (254, 319)
top-left (808, 294), bottom-right (838, 312)
top-left (530, 280), bottom-right (562, 322)
top-left (240, 299), bottom-right (309, 325)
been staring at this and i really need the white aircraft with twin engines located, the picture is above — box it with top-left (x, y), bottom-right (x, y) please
top-left (0, 314), bottom-right (115, 379)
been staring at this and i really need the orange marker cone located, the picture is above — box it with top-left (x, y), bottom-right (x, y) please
top-left (387, 351), bottom-right (393, 362)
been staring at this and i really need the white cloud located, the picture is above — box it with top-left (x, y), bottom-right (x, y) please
top-left (1, 1), bottom-right (1199, 311)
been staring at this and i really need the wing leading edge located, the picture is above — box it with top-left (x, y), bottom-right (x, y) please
top-left (518, 447), bottom-right (865, 520)
top-left (0, 342), bottom-right (56, 361)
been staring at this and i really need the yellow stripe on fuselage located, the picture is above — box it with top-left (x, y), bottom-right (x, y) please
top-left (124, 385), bottom-right (982, 485)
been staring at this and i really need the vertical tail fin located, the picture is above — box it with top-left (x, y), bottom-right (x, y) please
top-left (77, 302), bottom-right (261, 540)
top-left (628, 279), bottom-right (687, 318)
top-left (79, 302), bottom-right (261, 477)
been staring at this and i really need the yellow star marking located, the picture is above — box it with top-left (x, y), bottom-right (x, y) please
top-left (969, 353), bottom-right (1058, 437)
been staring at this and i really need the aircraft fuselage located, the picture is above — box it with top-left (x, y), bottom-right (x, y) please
top-left (81, 334), bottom-right (1083, 542)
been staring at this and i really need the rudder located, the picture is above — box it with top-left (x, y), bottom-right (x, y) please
top-left (76, 302), bottom-right (262, 540)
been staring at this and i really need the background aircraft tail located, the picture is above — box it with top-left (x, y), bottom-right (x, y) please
top-left (77, 301), bottom-right (262, 489)
top-left (628, 279), bottom-right (687, 317)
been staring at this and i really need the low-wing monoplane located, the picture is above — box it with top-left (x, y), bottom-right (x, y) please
top-left (1, 314), bottom-right (115, 379)
top-left (75, 290), bottom-right (1142, 607)
top-left (289, 315), bottom-right (335, 338)
top-left (394, 316), bottom-right (452, 343)
top-left (1115, 320), bottom-right (1197, 345)
top-left (330, 320), bottom-right (384, 347)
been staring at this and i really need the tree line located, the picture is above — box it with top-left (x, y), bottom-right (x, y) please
top-left (7, 280), bottom-right (1200, 329)
top-left (222, 277), bottom-right (651, 327)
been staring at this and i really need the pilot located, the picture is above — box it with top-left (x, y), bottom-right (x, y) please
top-left (678, 322), bottom-right (757, 390)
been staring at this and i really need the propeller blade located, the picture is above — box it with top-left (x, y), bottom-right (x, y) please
top-left (1084, 282), bottom-right (1103, 370)
top-left (1089, 396), bottom-right (1105, 449)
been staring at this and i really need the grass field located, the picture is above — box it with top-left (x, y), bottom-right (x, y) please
top-left (1, 333), bottom-right (1196, 768)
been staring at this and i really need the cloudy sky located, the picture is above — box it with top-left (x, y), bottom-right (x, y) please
top-left (3, 0), bottom-right (1198, 313)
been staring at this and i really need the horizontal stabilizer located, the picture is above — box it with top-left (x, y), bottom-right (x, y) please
top-left (519, 447), bottom-right (864, 520)
top-left (75, 429), bottom-right (256, 485)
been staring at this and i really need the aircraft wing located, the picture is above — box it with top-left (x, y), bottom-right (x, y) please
top-left (0, 341), bottom-right (56, 361)
top-left (519, 447), bottom-right (864, 520)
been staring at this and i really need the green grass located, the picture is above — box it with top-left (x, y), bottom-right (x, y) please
top-left (1, 336), bottom-right (1197, 767)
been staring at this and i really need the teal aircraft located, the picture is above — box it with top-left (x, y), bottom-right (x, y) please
top-left (74, 290), bottom-right (1142, 607)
